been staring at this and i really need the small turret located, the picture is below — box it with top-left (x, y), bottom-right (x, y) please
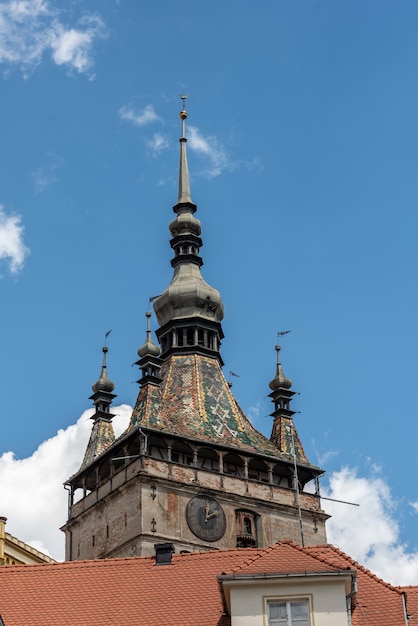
top-left (269, 343), bottom-right (307, 463)
top-left (136, 311), bottom-right (162, 386)
top-left (80, 341), bottom-right (117, 469)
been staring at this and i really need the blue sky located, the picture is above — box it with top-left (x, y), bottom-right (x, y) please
top-left (0, 0), bottom-right (418, 581)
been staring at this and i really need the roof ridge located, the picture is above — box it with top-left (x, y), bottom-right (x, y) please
top-left (0, 554), bottom-right (155, 571)
top-left (302, 544), bottom-right (402, 593)
top-left (4, 532), bottom-right (55, 562)
top-left (176, 547), bottom-right (260, 557)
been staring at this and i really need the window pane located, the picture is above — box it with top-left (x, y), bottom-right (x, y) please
top-left (268, 602), bottom-right (287, 625)
top-left (290, 600), bottom-right (310, 625)
top-left (291, 601), bottom-right (309, 618)
top-left (269, 602), bottom-right (286, 619)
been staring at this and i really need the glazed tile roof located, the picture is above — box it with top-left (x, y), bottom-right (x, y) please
top-left (0, 541), bottom-right (415, 626)
top-left (128, 353), bottom-right (310, 464)
top-left (80, 417), bottom-right (115, 469)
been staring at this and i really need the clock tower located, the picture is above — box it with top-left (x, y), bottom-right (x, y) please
top-left (62, 101), bottom-right (328, 559)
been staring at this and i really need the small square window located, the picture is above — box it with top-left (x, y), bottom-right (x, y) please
top-left (268, 599), bottom-right (310, 626)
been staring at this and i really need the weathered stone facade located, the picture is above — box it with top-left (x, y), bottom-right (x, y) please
top-left (64, 442), bottom-right (327, 560)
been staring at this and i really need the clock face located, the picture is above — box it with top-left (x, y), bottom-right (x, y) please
top-left (186, 495), bottom-right (226, 542)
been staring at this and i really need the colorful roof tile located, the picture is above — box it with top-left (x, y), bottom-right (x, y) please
top-left (80, 418), bottom-right (115, 469)
top-left (128, 353), bottom-right (309, 463)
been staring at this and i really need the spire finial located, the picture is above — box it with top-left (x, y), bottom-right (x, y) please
top-left (104, 329), bottom-right (112, 346)
top-left (269, 334), bottom-right (293, 391)
top-left (91, 340), bottom-right (116, 404)
top-left (177, 94), bottom-right (193, 205)
top-left (138, 310), bottom-right (160, 358)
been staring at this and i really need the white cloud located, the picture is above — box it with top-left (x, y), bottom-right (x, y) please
top-left (311, 440), bottom-right (339, 467)
top-left (0, 404), bottom-right (132, 560)
top-left (0, 1), bottom-right (106, 77)
top-left (325, 466), bottom-right (418, 585)
top-left (187, 126), bottom-right (261, 179)
top-left (0, 204), bottom-right (30, 274)
top-left (32, 151), bottom-right (63, 194)
top-left (119, 104), bottom-right (160, 128)
top-left (410, 501), bottom-right (418, 514)
top-left (147, 132), bottom-right (169, 157)
top-left (50, 15), bottom-right (105, 76)
top-left (188, 125), bottom-right (229, 178)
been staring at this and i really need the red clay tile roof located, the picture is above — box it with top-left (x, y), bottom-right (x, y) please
top-left (0, 541), bottom-right (413, 626)
top-left (0, 548), bottom-right (261, 626)
top-left (301, 543), bottom-right (406, 625)
top-left (398, 585), bottom-right (418, 623)
top-left (227, 540), bottom-right (351, 576)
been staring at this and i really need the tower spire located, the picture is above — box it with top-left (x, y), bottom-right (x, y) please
top-left (178, 94), bottom-right (193, 205)
top-left (79, 340), bottom-right (116, 469)
top-left (153, 99), bottom-right (224, 362)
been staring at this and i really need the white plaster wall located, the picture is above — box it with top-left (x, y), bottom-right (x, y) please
top-left (229, 578), bottom-right (350, 626)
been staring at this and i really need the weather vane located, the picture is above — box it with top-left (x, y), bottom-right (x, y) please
top-left (180, 93), bottom-right (189, 110)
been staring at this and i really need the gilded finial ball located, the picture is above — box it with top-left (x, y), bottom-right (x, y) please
top-left (179, 109), bottom-right (188, 120)
top-left (146, 311), bottom-right (152, 318)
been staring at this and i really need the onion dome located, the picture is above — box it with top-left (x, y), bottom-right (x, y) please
top-left (169, 210), bottom-right (201, 238)
top-left (138, 311), bottom-right (160, 358)
top-left (154, 264), bottom-right (224, 327)
top-left (269, 345), bottom-right (292, 391)
top-left (92, 347), bottom-right (115, 394)
top-left (153, 98), bottom-right (224, 331)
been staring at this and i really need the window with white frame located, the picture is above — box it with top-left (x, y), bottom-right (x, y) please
top-left (267, 599), bottom-right (311, 626)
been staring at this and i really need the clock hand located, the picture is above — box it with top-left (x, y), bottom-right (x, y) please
top-left (206, 508), bottom-right (219, 520)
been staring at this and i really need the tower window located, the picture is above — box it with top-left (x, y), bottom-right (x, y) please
top-left (171, 441), bottom-right (194, 466)
top-left (243, 516), bottom-right (252, 536)
top-left (236, 510), bottom-right (257, 547)
top-left (197, 447), bottom-right (219, 471)
top-left (248, 459), bottom-right (269, 483)
top-left (223, 453), bottom-right (244, 478)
